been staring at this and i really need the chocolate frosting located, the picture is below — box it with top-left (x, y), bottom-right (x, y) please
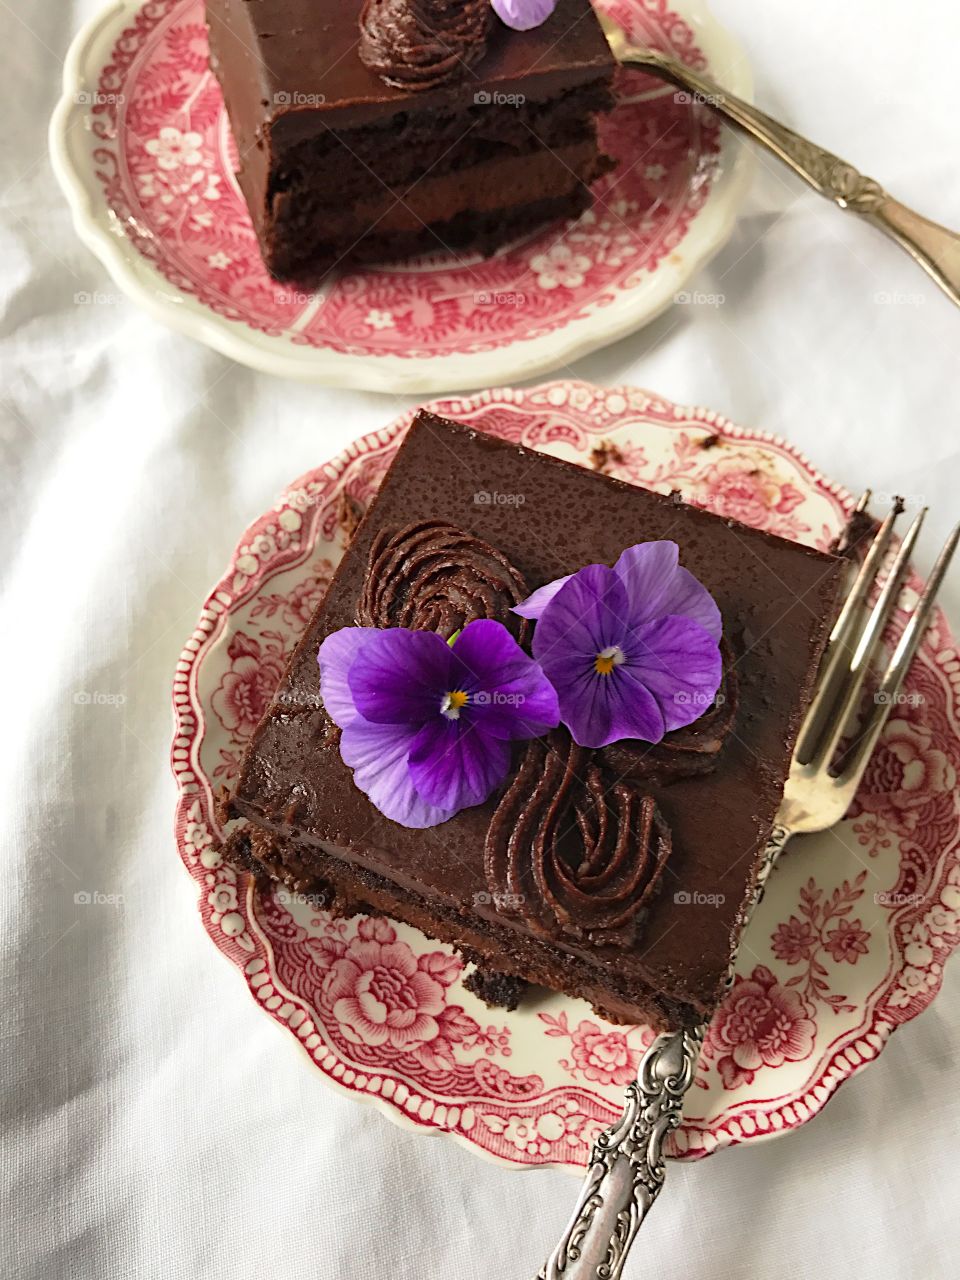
top-left (358, 0), bottom-right (493, 91)
top-left (484, 732), bottom-right (673, 949)
top-left (357, 520), bottom-right (531, 642)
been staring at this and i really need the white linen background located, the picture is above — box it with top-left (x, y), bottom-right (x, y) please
top-left (2, 0), bottom-right (959, 1276)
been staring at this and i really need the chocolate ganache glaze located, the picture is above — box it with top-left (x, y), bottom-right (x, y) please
top-left (357, 520), bottom-right (531, 643)
top-left (358, 0), bottom-right (493, 92)
top-left (485, 732), bottom-right (673, 949)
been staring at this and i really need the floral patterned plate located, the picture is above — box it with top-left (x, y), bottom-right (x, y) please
top-left (50, 0), bottom-right (753, 392)
top-left (172, 382), bottom-right (960, 1170)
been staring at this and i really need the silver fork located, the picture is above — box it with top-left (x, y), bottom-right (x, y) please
top-left (538, 495), bottom-right (959, 1280)
top-left (600, 14), bottom-right (960, 310)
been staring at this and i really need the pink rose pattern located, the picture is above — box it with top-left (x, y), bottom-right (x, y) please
top-left (91, 0), bottom-right (724, 358)
top-left (266, 910), bottom-right (529, 1088)
top-left (540, 1010), bottom-right (647, 1086)
top-left (177, 387), bottom-right (960, 1165)
top-left (705, 966), bottom-right (816, 1091)
top-left (210, 631), bottom-right (288, 779)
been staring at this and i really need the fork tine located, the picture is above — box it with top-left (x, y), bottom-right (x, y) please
top-left (795, 495), bottom-right (901, 763)
top-left (810, 507), bottom-right (928, 770)
top-left (837, 521), bottom-right (960, 788)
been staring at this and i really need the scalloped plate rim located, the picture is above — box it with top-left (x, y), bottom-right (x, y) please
top-left (50, 0), bottom-right (755, 393)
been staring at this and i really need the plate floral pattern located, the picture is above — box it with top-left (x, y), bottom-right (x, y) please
top-left (51, 0), bottom-right (753, 390)
top-left (172, 382), bottom-right (960, 1169)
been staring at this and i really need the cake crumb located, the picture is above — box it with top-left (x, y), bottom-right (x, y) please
top-left (337, 490), bottom-right (365, 545)
top-left (463, 968), bottom-right (528, 1011)
top-left (213, 785), bottom-right (233, 826)
top-left (590, 440), bottom-right (625, 474)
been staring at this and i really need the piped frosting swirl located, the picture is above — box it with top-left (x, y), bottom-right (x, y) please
top-left (358, 0), bottom-right (493, 92)
top-left (484, 732), bottom-right (672, 949)
top-left (358, 520), bottom-right (531, 643)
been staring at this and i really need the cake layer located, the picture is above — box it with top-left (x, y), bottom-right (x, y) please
top-left (265, 143), bottom-right (605, 276)
top-left (268, 82), bottom-right (615, 205)
top-left (266, 190), bottom-right (595, 281)
top-left (226, 413), bottom-right (846, 1021)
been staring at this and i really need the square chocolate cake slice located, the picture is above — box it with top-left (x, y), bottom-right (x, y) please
top-left (206, 0), bottom-right (616, 281)
top-left (221, 412), bottom-right (845, 1030)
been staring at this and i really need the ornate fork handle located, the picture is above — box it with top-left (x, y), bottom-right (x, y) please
top-left (617, 43), bottom-right (960, 307)
top-left (537, 1028), bottom-right (702, 1280)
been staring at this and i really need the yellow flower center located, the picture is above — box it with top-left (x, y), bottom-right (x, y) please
top-left (594, 645), bottom-right (625, 677)
top-left (441, 689), bottom-right (470, 720)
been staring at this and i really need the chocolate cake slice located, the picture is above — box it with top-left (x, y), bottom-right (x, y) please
top-left (205, 0), bottom-right (616, 281)
top-left (221, 413), bottom-right (846, 1030)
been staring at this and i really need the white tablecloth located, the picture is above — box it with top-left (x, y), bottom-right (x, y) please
top-left (3, 1), bottom-right (959, 1276)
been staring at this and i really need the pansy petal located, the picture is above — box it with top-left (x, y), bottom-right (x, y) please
top-left (339, 718), bottom-right (457, 829)
top-left (317, 628), bottom-right (375, 729)
top-left (450, 619), bottom-right (559, 739)
top-left (625, 614), bottom-right (723, 732)
top-left (347, 627), bottom-right (453, 725)
top-left (552, 657), bottom-right (665, 747)
top-left (449, 619), bottom-right (534, 687)
top-left (407, 719), bottom-right (511, 812)
top-left (492, 0), bottom-right (559, 31)
top-left (469, 673), bottom-right (560, 739)
top-left (532, 564), bottom-right (630, 666)
top-left (512, 574), bottom-right (572, 620)
top-left (613, 542), bottom-right (722, 641)
top-left (602, 665), bottom-right (668, 743)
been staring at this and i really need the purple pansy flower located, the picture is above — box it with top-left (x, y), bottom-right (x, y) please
top-left (514, 541), bottom-right (723, 749)
top-left (492, 0), bottom-right (559, 32)
top-left (317, 619), bottom-right (560, 829)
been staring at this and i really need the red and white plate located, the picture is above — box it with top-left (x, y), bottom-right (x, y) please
top-left (51, 0), bottom-right (752, 391)
top-left (172, 382), bottom-right (960, 1169)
